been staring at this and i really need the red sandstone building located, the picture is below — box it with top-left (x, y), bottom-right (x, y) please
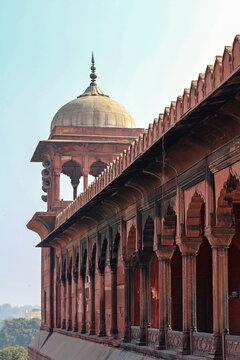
top-left (28, 38), bottom-right (240, 360)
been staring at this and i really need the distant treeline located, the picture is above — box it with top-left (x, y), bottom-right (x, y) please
top-left (0, 304), bottom-right (40, 320)
top-left (0, 318), bottom-right (40, 349)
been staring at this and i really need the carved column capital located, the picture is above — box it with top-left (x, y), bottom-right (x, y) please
top-left (54, 168), bottom-right (62, 176)
top-left (205, 226), bottom-right (235, 248)
top-left (177, 236), bottom-right (202, 255)
top-left (156, 245), bottom-right (176, 260)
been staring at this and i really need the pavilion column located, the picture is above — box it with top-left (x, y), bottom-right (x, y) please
top-left (110, 265), bottom-right (118, 338)
top-left (71, 179), bottom-right (79, 200)
top-left (178, 239), bottom-right (201, 355)
top-left (89, 268), bottom-right (96, 335)
top-left (136, 250), bottom-right (154, 346)
top-left (98, 268), bottom-right (106, 336)
top-left (54, 169), bottom-right (61, 201)
top-left (83, 168), bottom-right (89, 191)
top-left (67, 270), bottom-right (72, 331)
top-left (207, 227), bottom-right (234, 359)
top-left (73, 268), bottom-right (78, 332)
top-left (122, 259), bottom-right (130, 342)
top-left (156, 245), bottom-right (176, 349)
top-left (80, 273), bottom-right (86, 333)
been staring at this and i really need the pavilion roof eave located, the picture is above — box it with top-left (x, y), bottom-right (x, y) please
top-left (36, 65), bottom-right (240, 248)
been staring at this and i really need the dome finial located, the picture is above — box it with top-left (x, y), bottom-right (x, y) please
top-left (90, 51), bottom-right (97, 85)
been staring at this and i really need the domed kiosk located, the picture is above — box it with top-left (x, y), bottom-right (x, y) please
top-left (31, 54), bottom-right (143, 210)
top-left (50, 53), bottom-right (136, 132)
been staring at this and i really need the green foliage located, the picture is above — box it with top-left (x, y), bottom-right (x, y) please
top-left (0, 346), bottom-right (27, 360)
top-left (0, 318), bottom-right (40, 349)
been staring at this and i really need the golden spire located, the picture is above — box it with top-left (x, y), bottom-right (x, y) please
top-left (90, 51), bottom-right (97, 85)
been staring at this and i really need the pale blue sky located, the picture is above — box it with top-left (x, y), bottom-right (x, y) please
top-left (0, 0), bottom-right (239, 305)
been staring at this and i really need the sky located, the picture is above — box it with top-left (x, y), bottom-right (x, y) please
top-left (0, 0), bottom-right (239, 306)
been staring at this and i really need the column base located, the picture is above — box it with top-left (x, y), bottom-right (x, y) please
top-left (122, 326), bottom-right (130, 343)
top-left (73, 323), bottom-right (78, 332)
top-left (137, 327), bottom-right (146, 346)
top-left (177, 331), bottom-right (190, 355)
top-left (89, 329), bottom-right (96, 336)
top-left (67, 320), bottom-right (72, 331)
top-left (206, 334), bottom-right (222, 360)
top-left (110, 327), bottom-right (118, 338)
top-left (80, 326), bottom-right (86, 334)
top-left (98, 325), bottom-right (106, 337)
top-left (61, 319), bottom-right (66, 329)
top-left (157, 330), bottom-right (165, 350)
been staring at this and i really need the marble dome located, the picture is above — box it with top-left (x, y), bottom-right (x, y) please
top-left (50, 58), bottom-right (136, 131)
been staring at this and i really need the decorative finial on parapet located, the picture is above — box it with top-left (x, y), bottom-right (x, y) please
top-left (90, 52), bottom-right (97, 85)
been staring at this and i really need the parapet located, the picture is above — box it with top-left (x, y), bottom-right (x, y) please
top-left (55, 35), bottom-right (240, 229)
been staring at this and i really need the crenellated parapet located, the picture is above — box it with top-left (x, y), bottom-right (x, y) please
top-left (55, 35), bottom-right (240, 230)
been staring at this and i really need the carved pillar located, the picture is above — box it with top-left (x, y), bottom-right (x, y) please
top-left (54, 169), bottom-right (61, 201)
top-left (110, 265), bottom-right (118, 337)
top-left (84, 175), bottom-right (88, 191)
top-left (178, 239), bottom-right (201, 355)
top-left (136, 250), bottom-right (154, 346)
top-left (89, 268), bottom-right (96, 335)
top-left (71, 179), bottom-right (80, 200)
top-left (73, 268), bottom-right (78, 332)
top-left (80, 273), bottom-right (86, 333)
top-left (83, 168), bottom-right (89, 191)
top-left (207, 227), bottom-right (234, 359)
top-left (67, 270), bottom-right (72, 331)
top-left (156, 245), bottom-right (176, 349)
top-left (122, 259), bottom-right (130, 342)
top-left (98, 268), bottom-right (106, 336)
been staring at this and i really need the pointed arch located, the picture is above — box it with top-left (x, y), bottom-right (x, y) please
top-left (143, 215), bottom-right (154, 251)
top-left (186, 192), bottom-right (204, 237)
top-left (126, 224), bottom-right (136, 256)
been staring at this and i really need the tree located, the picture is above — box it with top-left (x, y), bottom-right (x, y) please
top-left (0, 318), bottom-right (40, 349)
top-left (0, 346), bottom-right (27, 360)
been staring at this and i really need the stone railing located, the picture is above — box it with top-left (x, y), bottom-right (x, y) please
top-left (167, 330), bottom-right (183, 351)
top-left (55, 35), bottom-right (240, 230)
top-left (147, 327), bottom-right (159, 346)
top-left (130, 326), bottom-right (140, 344)
top-left (225, 334), bottom-right (240, 360)
top-left (192, 332), bottom-right (215, 357)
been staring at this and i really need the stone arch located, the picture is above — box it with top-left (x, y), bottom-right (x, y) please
top-left (67, 256), bottom-right (72, 330)
top-left (56, 260), bottom-right (61, 328)
top-left (89, 243), bottom-right (97, 335)
top-left (110, 232), bottom-right (120, 268)
top-left (61, 160), bottom-right (83, 199)
top-left (61, 257), bottom-right (67, 328)
top-left (171, 245), bottom-right (182, 331)
top-left (186, 192), bottom-right (204, 237)
top-left (89, 243), bottom-right (96, 274)
top-left (216, 174), bottom-right (239, 227)
top-left (89, 160), bottom-right (108, 178)
top-left (196, 203), bottom-right (213, 333)
top-left (98, 238), bottom-right (108, 273)
top-left (143, 215), bottom-right (154, 251)
top-left (133, 261), bottom-right (140, 326)
top-left (80, 249), bottom-right (87, 279)
top-left (75, 251), bottom-right (79, 277)
top-left (217, 174), bottom-right (240, 334)
top-left (162, 205), bottom-right (176, 243)
top-left (98, 238), bottom-right (108, 336)
top-left (126, 224), bottom-right (136, 257)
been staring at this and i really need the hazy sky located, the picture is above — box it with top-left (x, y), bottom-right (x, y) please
top-left (0, 0), bottom-right (239, 306)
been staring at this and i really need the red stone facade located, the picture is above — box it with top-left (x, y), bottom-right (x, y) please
top-left (28, 35), bottom-right (240, 360)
